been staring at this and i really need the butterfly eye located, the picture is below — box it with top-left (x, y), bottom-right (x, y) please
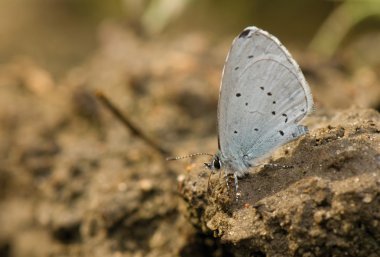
top-left (213, 159), bottom-right (221, 170)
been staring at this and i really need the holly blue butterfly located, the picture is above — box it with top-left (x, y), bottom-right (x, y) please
top-left (205, 26), bottom-right (314, 191)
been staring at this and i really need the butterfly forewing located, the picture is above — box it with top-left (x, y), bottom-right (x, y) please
top-left (217, 26), bottom-right (313, 166)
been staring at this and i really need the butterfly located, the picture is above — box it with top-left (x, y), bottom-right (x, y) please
top-left (204, 26), bottom-right (313, 191)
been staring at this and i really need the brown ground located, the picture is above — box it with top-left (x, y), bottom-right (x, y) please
top-left (0, 23), bottom-right (380, 257)
top-left (181, 108), bottom-right (380, 257)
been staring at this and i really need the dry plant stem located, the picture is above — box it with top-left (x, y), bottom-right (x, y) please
top-left (95, 90), bottom-right (171, 156)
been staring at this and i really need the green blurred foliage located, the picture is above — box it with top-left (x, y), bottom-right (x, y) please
top-left (310, 0), bottom-right (380, 58)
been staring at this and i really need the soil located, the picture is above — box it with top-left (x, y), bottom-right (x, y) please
top-left (0, 22), bottom-right (379, 257)
top-left (181, 108), bottom-right (380, 257)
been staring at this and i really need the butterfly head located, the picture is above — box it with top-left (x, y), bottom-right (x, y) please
top-left (205, 154), bottom-right (222, 171)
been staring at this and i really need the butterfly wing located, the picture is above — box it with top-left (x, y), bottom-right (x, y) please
top-left (217, 26), bottom-right (313, 170)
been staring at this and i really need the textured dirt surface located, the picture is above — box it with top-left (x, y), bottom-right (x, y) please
top-left (0, 24), bottom-right (218, 257)
top-left (0, 22), bottom-right (380, 257)
top-left (181, 109), bottom-right (380, 257)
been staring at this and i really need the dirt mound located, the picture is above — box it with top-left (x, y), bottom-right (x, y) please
top-left (181, 109), bottom-right (380, 257)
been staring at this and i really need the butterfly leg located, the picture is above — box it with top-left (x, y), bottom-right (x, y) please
top-left (234, 172), bottom-right (240, 201)
top-left (224, 174), bottom-right (230, 191)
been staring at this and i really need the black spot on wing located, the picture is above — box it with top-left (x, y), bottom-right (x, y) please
top-left (236, 93), bottom-right (241, 97)
top-left (282, 113), bottom-right (288, 123)
top-left (245, 102), bottom-right (248, 106)
top-left (234, 130), bottom-right (238, 134)
top-left (279, 130), bottom-right (284, 136)
top-left (248, 55), bottom-right (254, 59)
top-left (239, 29), bottom-right (251, 38)
top-left (272, 111), bottom-right (276, 115)
top-left (260, 87), bottom-right (264, 90)
top-left (273, 101), bottom-right (276, 104)
top-left (267, 92), bottom-right (272, 96)
top-left (235, 67), bottom-right (239, 70)
top-left (254, 128), bottom-right (259, 131)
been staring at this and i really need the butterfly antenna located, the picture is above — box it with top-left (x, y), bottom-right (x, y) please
top-left (166, 153), bottom-right (213, 161)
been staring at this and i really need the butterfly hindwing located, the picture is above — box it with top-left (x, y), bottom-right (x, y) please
top-left (217, 26), bottom-right (313, 170)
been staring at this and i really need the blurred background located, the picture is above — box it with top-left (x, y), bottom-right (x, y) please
top-left (0, 0), bottom-right (380, 257)
top-left (2, 0), bottom-right (380, 76)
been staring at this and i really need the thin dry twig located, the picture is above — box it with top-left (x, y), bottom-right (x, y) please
top-left (95, 90), bottom-right (171, 156)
